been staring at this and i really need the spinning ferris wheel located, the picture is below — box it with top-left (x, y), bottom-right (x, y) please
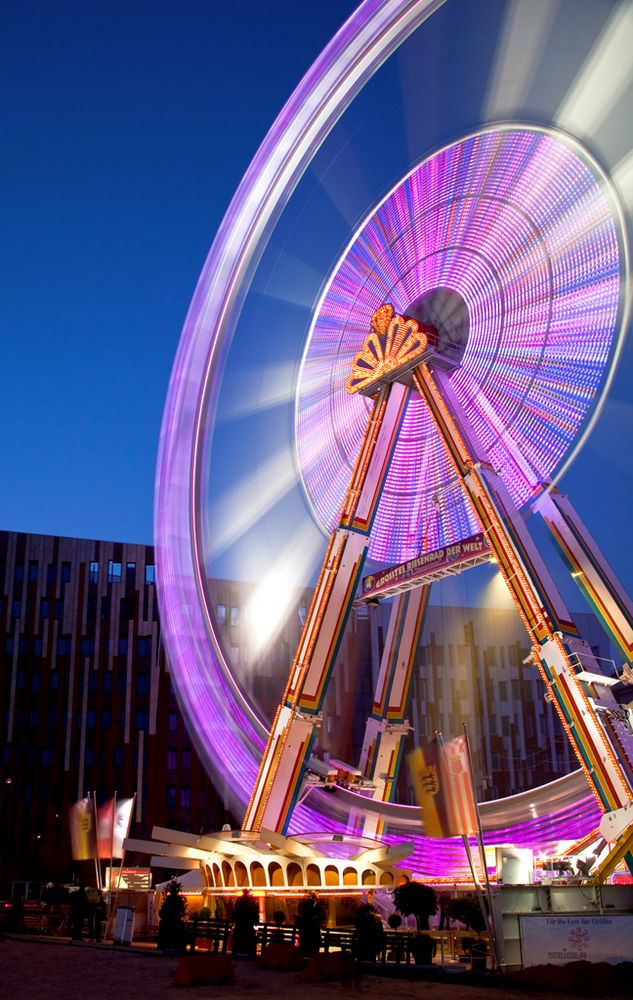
top-left (155, 0), bottom-right (633, 875)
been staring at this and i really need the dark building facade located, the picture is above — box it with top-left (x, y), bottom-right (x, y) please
top-left (0, 530), bottom-right (616, 896)
top-left (0, 531), bottom-right (229, 896)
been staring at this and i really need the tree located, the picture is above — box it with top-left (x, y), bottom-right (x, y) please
top-left (353, 902), bottom-right (385, 961)
top-left (393, 879), bottom-right (437, 966)
top-left (231, 889), bottom-right (259, 955)
top-left (158, 879), bottom-right (188, 952)
top-left (392, 879), bottom-right (437, 930)
top-left (447, 894), bottom-right (486, 933)
top-left (296, 891), bottom-right (326, 956)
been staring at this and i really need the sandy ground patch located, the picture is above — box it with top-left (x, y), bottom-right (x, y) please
top-left (0, 938), bottom-right (623, 1000)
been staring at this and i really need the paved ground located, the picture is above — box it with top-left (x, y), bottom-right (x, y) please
top-left (1, 938), bottom-right (628, 1000)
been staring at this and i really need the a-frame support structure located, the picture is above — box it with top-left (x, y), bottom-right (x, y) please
top-left (242, 304), bottom-right (633, 874)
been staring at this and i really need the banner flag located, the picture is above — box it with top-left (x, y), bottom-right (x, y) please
top-left (96, 798), bottom-right (115, 859)
top-left (69, 796), bottom-right (97, 860)
top-left (112, 797), bottom-right (134, 858)
top-left (409, 735), bottom-right (478, 837)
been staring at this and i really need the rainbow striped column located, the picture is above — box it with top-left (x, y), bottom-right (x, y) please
top-left (242, 382), bottom-right (411, 834)
top-left (357, 587), bottom-right (429, 837)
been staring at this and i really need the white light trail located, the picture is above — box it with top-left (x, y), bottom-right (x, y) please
top-left (218, 362), bottom-right (297, 421)
top-left (483, 0), bottom-right (560, 121)
top-left (555, 1), bottom-right (633, 139)
top-left (206, 445), bottom-right (298, 558)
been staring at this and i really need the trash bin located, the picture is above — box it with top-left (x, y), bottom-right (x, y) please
top-left (113, 906), bottom-right (135, 946)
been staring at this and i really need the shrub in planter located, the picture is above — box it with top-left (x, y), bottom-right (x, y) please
top-left (158, 880), bottom-right (188, 953)
top-left (447, 895), bottom-right (486, 933)
top-left (271, 908), bottom-right (287, 942)
top-left (296, 892), bottom-right (326, 957)
top-left (447, 895), bottom-right (488, 969)
top-left (231, 890), bottom-right (259, 956)
top-left (353, 903), bottom-right (385, 962)
top-left (393, 879), bottom-right (437, 966)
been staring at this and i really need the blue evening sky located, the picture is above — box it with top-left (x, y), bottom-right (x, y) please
top-left (1, 0), bottom-right (632, 606)
top-left (0, 0), bottom-right (357, 543)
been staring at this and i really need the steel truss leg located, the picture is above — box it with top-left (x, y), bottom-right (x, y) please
top-left (356, 587), bottom-right (429, 837)
top-left (534, 488), bottom-right (633, 663)
top-left (242, 382), bottom-right (412, 834)
top-left (412, 363), bottom-right (633, 845)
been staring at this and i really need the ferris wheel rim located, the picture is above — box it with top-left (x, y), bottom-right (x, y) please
top-left (154, 0), bottom-right (630, 854)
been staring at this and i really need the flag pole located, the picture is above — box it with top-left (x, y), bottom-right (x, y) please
top-left (462, 724), bottom-right (500, 971)
top-left (92, 792), bottom-right (102, 892)
top-left (116, 792), bottom-right (136, 895)
top-left (109, 791), bottom-right (116, 899)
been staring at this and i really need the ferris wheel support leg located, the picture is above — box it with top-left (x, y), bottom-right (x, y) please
top-left (242, 382), bottom-right (412, 835)
top-left (534, 488), bottom-right (633, 664)
top-left (412, 363), bottom-right (633, 838)
top-left (355, 587), bottom-right (429, 838)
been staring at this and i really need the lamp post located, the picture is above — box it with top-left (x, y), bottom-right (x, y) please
top-left (0, 779), bottom-right (13, 896)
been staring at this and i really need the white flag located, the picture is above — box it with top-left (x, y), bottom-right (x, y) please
top-left (112, 798), bottom-right (134, 858)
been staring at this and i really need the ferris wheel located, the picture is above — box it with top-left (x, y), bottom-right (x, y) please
top-left (155, 0), bottom-right (633, 875)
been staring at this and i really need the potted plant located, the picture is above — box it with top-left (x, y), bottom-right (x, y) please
top-left (157, 879), bottom-right (187, 953)
top-left (387, 912), bottom-right (404, 963)
top-left (447, 894), bottom-right (487, 970)
top-left (271, 908), bottom-right (286, 943)
top-left (296, 891), bottom-right (326, 956)
top-left (231, 889), bottom-right (259, 956)
top-left (353, 902), bottom-right (385, 962)
top-left (392, 879), bottom-right (437, 965)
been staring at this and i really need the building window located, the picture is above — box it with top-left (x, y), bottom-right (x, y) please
top-left (87, 710), bottom-right (96, 730)
top-left (31, 674), bottom-right (40, 692)
top-left (85, 747), bottom-right (95, 766)
top-left (120, 598), bottom-right (134, 620)
top-left (41, 748), bottom-right (54, 767)
top-left (89, 561), bottom-right (99, 583)
top-left (33, 638), bottom-right (43, 656)
top-left (118, 637), bottom-right (128, 657)
top-left (47, 564), bottom-right (57, 584)
top-left (108, 561), bottom-right (122, 583)
top-left (61, 562), bottom-right (71, 583)
top-left (168, 711), bottom-right (178, 732)
top-left (116, 673), bottom-right (126, 695)
top-left (137, 636), bottom-right (152, 658)
top-left (54, 599), bottom-right (64, 621)
top-left (28, 709), bottom-right (38, 728)
top-left (4, 637), bottom-right (14, 655)
top-left (136, 673), bottom-right (150, 695)
top-left (50, 672), bottom-right (59, 691)
top-left (134, 710), bottom-right (148, 730)
top-left (48, 709), bottom-right (57, 728)
top-left (12, 600), bottom-right (21, 619)
top-left (166, 785), bottom-right (176, 807)
top-left (57, 637), bottom-right (71, 656)
top-left (28, 561), bottom-right (38, 582)
top-left (182, 748), bottom-right (191, 771)
top-left (114, 746), bottom-right (124, 768)
top-left (167, 749), bottom-right (177, 770)
top-left (14, 564), bottom-right (25, 583)
top-left (181, 786), bottom-right (191, 809)
top-left (230, 606), bottom-right (239, 626)
top-left (216, 604), bottom-right (226, 625)
top-left (103, 672), bottom-right (112, 692)
top-left (81, 638), bottom-right (95, 657)
top-left (145, 564), bottom-right (155, 584)
top-left (498, 681), bottom-right (507, 701)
